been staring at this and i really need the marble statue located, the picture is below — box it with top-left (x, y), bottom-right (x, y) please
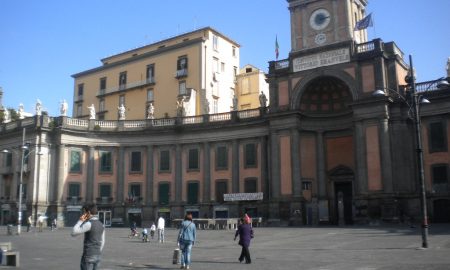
top-left (60, 99), bottom-right (68, 116)
top-left (18, 103), bottom-right (25, 119)
top-left (259, 91), bottom-right (267, 108)
top-left (87, 104), bottom-right (96, 120)
top-left (35, 99), bottom-right (42, 116)
top-left (147, 103), bottom-right (155, 119)
top-left (118, 104), bottom-right (126, 120)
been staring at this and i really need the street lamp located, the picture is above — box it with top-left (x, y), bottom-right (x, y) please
top-left (1, 128), bottom-right (42, 235)
top-left (373, 55), bottom-right (450, 248)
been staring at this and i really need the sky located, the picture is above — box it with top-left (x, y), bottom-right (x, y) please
top-left (1, 0), bottom-right (449, 116)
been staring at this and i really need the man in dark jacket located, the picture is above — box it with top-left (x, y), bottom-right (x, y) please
top-left (234, 217), bottom-right (254, 264)
top-left (71, 203), bottom-right (105, 270)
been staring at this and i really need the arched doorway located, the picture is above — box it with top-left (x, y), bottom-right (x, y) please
top-left (433, 199), bottom-right (450, 223)
top-left (329, 166), bottom-right (354, 225)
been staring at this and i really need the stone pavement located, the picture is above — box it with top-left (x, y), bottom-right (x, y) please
top-left (0, 224), bottom-right (450, 270)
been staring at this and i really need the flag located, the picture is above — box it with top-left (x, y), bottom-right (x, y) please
top-left (354, 13), bottom-right (373, 31)
top-left (275, 35), bottom-right (279, 60)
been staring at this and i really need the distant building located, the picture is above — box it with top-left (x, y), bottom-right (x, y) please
top-left (72, 27), bottom-right (240, 120)
top-left (235, 65), bottom-right (269, 110)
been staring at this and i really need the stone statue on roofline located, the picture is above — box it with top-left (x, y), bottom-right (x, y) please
top-left (147, 103), bottom-right (154, 119)
top-left (118, 103), bottom-right (126, 120)
top-left (18, 103), bottom-right (25, 119)
top-left (35, 99), bottom-right (42, 116)
top-left (87, 104), bottom-right (96, 120)
top-left (60, 99), bottom-right (68, 116)
top-left (259, 91), bottom-right (267, 108)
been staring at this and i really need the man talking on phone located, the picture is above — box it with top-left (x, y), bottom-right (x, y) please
top-left (71, 203), bottom-right (105, 270)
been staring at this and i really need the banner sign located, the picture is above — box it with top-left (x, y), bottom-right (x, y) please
top-left (223, 192), bottom-right (263, 202)
top-left (293, 48), bottom-right (350, 72)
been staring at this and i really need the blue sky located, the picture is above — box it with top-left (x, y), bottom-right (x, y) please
top-left (1, 0), bottom-right (449, 116)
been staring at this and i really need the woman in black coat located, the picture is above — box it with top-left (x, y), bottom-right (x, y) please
top-left (234, 217), bottom-right (254, 264)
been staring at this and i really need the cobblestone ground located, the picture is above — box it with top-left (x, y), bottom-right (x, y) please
top-left (0, 224), bottom-right (450, 270)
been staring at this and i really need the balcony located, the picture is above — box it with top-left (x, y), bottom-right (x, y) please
top-left (96, 78), bottom-right (156, 97)
top-left (96, 197), bottom-right (113, 204)
top-left (175, 69), bottom-right (188, 78)
top-left (66, 196), bottom-right (82, 205)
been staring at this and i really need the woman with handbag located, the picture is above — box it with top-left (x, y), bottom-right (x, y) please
top-left (234, 217), bottom-right (254, 264)
top-left (177, 213), bottom-right (196, 269)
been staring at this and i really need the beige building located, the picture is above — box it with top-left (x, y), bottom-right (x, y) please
top-left (72, 27), bottom-right (240, 120)
top-left (235, 65), bottom-right (269, 110)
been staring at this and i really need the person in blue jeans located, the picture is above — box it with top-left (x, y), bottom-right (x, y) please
top-left (177, 213), bottom-right (196, 269)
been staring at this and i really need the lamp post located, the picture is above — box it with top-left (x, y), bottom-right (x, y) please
top-left (1, 128), bottom-right (43, 235)
top-left (374, 55), bottom-right (450, 248)
top-left (406, 55), bottom-right (429, 249)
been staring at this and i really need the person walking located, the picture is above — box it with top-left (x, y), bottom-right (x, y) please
top-left (157, 216), bottom-right (165, 243)
top-left (234, 217), bottom-right (254, 264)
top-left (27, 215), bottom-right (33, 232)
top-left (71, 203), bottom-right (105, 270)
top-left (177, 213), bottom-right (196, 269)
top-left (150, 222), bottom-right (156, 239)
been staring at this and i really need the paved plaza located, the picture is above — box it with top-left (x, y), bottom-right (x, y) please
top-left (0, 224), bottom-right (450, 270)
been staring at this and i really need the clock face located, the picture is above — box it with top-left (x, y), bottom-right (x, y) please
top-left (309, 8), bottom-right (331, 31)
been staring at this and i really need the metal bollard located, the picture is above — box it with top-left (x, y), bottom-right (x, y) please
top-left (172, 248), bottom-right (181, 264)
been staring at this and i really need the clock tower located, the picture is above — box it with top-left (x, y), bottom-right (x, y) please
top-left (288, 0), bottom-right (368, 51)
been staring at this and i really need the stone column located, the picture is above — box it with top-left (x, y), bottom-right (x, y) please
top-left (203, 142), bottom-right (211, 202)
top-left (379, 118), bottom-right (393, 193)
top-left (146, 145), bottom-right (154, 204)
top-left (291, 128), bottom-right (302, 197)
top-left (86, 146), bottom-right (95, 202)
top-left (175, 144), bottom-right (182, 203)
top-left (354, 121), bottom-right (367, 194)
top-left (55, 144), bottom-right (65, 203)
top-left (316, 131), bottom-right (326, 199)
top-left (270, 131), bottom-right (280, 199)
top-left (232, 139), bottom-right (240, 193)
top-left (260, 136), bottom-right (269, 201)
top-left (116, 147), bottom-right (125, 202)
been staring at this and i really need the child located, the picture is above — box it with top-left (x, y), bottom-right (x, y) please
top-left (142, 228), bottom-right (149, 242)
top-left (150, 222), bottom-right (156, 239)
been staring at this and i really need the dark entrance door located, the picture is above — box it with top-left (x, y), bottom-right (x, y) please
top-left (433, 199), bottom-right (450, 223)
top-left (334, 182), bottom-right (353, 225)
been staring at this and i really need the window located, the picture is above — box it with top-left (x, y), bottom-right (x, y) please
top-left (119, 72), bottom-right (127, 88)
top-left (213, 98), bottom-right (218, 114)
top-left (119, 95), bottom-right (125, 107)
top-left (429, 122), bottom-right (447, 152)
top-left (99, 99), bottom-right (105, 112)
top-left (232, 46), bottom-right (236, 57)
top-left (77, 84), bottom-right (84, 98)
top-left (159, 150), bottom-right (170, 172)
top-left (244, 178), bottom-right (257, 193)
top-left (68, 183), bottom-right (81, 197)
top-left (99, 151), bottom-right (112, 173)
top-left (213, 35), bottom-right (219, 51)
top-left (188, 148), bottom-right (199, 170)
top-left (242, 77), bottom-right (250, 95)
top-left (5, 152), bottom-right (12, 167)
top-left (215, 180), bottom-right (227, 203)
top-left (216, 145), bottom-right (228, 169)
top-left (213, 57), bottom-right (219, 73)
top-left (147, 89), bottom-right (154, 102)
top-left (179, 81), bottom-right (186, 96)
top-left (177, 57), bottom-right (188, 71)
top-left (146, 64), bottom-right (155, 83)
top-left (99, 183), bottom-right (112, 198)
top-left (70, 150), bottom-right (82, 173)
top-left (128, 183), bottom-right (141, 201)
top-left (244, 143), bottom-right (257, 167)
top-left (159, 182), bottom-right (170, 205)
top-left (99, 77), bottom-right (107, 94)
top-left (130, 151), bottom-right (142, 173)
top-left (302, 181), bottom-right (312, 191)
top-left (432, 164), bottom-right (448, 192)
top-left (233, 66), bottom-right (237, 77)
top-left (221, 62), bottom-right (225, 73)
top-left (76, 104), bottom-right (82, 117)
top-left (187, 182), bottom-right (199, 204)
top-left (23, 149), bottom-right (30, 165)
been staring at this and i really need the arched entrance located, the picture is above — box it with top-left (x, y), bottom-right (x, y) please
top-left (433, 199), bottom-right (450, 223)
top-left (329, 166), bottom-right (354, 225)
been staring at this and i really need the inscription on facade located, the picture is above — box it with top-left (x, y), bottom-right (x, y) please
top-left (224, 192), bottom-right (263, 201)
top-left (293, 48), bottom-right (350, 72)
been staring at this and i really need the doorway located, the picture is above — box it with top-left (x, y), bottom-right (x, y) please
top-left (98, 210), bottom-right (112, 227)
top-left (334, 182), bottom-right (353, 225)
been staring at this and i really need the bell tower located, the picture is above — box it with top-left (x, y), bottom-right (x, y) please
top-left (288, 0), bottom-right (369, 52)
